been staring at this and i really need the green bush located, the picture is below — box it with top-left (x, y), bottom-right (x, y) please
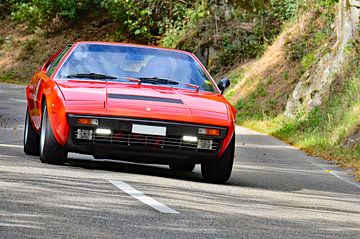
top-left (11, 0), bottom-right (80, 28)
top-left (161, 0), bottom-right (285, 75)
top-left (161, 1), bottom-right (207, 48)
top-left (0, 71), bottom-right (15, 82)
top-left (101, 0), bottom-right (194, 42)
top-left (269, 0), bottom-right (304, 22)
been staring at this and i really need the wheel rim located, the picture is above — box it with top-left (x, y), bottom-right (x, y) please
top-left (40, 108), bottom-right (46, 154)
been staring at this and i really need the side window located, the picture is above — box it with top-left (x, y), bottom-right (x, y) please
top-left (46, 45), bottom-right (71, 77)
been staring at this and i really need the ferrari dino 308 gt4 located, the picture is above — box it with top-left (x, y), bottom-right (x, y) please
top-left (24, 42), bottom-right (236, 183)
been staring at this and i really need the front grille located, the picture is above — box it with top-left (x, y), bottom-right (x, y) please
top-left (73, 129), bottom-right (221, 152)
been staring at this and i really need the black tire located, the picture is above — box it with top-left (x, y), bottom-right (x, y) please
top-left (169, 162), bottom-right (196, 172)
top-left (23, 109), bottom-right (40, 156)
top-left (201, 134), bottom-right (235, 183)
top-left (39, 104), bottom-right (67, 164)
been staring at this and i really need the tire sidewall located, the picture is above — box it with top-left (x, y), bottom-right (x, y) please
top-left (39, 106), bottom-right (47, 157)
top-left (24, 110), bottom-right (29, 147)
top-left (23, 108), bottom-right (40, 156)
top-left (39, 104), bottom-right (66, 164)
top-left (201, 134), bottom-right (235, 183)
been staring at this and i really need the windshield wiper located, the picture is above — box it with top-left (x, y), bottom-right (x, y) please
top-left (138, 77), bottom-right (179, 85)
top-left (137, 77), bottom-right (200, 92)
top-left (184, 83), bottom-right (200, 92)
top-left (66, 73), bottom-right (117, 80)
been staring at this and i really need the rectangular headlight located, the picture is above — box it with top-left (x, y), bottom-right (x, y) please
top-left (182, 136), bottom-right (198, 142)
top-left (95, 128), bottom-right (112, 135)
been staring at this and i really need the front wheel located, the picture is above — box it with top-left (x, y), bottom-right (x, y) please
top-left (39, 104), bottom-right (67, 164)
top-left (201, 135), bottom-right (235, 183)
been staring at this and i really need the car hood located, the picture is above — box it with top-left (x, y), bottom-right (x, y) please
top-left (57, 80), bottom-right (229, 124)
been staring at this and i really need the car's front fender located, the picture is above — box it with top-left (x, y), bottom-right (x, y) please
top-left (43, 82), bottom-right (69, 146)
top-left (218, 102), bottom-right (236, 157)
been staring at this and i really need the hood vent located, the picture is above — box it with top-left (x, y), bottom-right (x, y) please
top-left (108, 94), bottom-right (183, 104)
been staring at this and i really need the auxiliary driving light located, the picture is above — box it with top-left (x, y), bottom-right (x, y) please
top-left (77, 118), bottom-right (99, 125)
top-left (182, 136), bottom-right (198, 142)
top-left (76, 129), bottom-right (93, 140)
top-left (198, 128), bottom-right (220, 136)
top-left (95, 128), bottom-right (112, 135)
top-left (197, 139), bottom-right (213, 150)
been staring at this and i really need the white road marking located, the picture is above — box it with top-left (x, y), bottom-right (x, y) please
top-left (9, 98), bottom-right (27, 103)
top-left (109, 180), bottom-right (179, 214)
top-left (328, 171), bottom-right (360, 189)
top-left (0, 154), bottom-right (17, 158)
top-left (235, 129), bottom-right (360, 189)
top-left (310, 162), bottom-right (360, 189)
top-left (0, 144), bottom-right (23, 148)
top-left (0, 127), bottom-right (24, 130)
top-left (236, 143), bottom-right (294, 149)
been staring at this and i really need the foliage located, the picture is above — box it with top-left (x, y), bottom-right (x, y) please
top-left (316, 0), bottom-right (339, 8)
top-left (284, 0), bottom-right (336, 75)
top-left (3, 0), bottom-right (335, 74)
top-left (269, 0), bottom-right (304, 22)
top-left (301, 52), bottom-right (317, 70)
top-left (1, 0), bottom-right (342, 80)
top-left (161, 0), bottom-right (289, 75)
top-left (161, 1), bottom-right (208, 48)
top-left (7, 0), bottom-right (194, 42)
top-left (10, 0), bottom-right (82, 28)
top-left (0, 71), bottom-right (16, 83)
top-left (161, 0), bottom-right (332, 75)
top-left (100, 0), bottom-right (193, 42)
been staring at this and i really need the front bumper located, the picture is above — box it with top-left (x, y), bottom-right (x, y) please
top-left (66, 114), bottom-right (227, 164)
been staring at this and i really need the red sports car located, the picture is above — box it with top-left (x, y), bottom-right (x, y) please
top-left (24, 42), bottom-right (236, 183)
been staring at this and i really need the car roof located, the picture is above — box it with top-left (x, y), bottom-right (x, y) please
top-left (73, 41), bottom-right (194, 57)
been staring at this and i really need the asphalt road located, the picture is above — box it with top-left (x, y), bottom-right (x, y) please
top-left (0, 82), bottom-right (359, 238)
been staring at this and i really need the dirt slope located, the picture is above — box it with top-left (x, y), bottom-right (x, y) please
top-left (0, 15), bottom-right (119, 84)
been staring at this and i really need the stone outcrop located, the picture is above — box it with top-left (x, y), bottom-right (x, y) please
top-left (285, 0), bottom-right (360, 117)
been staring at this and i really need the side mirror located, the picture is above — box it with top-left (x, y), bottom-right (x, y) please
top-left (217, 78), bottom-right (230, 94)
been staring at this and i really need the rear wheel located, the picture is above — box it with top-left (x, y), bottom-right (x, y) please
top-left (39, 104), bottom-right (67, 164)
top-left (201, 135), bottom-right (235, 183)
top-left (23, 109), bottom-right (40, 156)
top-left (169, 162), bottom-right (196, 172)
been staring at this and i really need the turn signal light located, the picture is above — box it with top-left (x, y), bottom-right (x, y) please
top-left (198, 128), bottom-right (220, 136)
top-left (77, 118), bottom-right (99, 125)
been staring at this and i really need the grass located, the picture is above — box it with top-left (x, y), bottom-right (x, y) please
top-left (0, 72), bottom-right (16, 83)
top-left (226, 1), bottom-right (360, 180)
top-left (0, 71), bottom-right (27, 85)
top-left (239, 67), bottom-right (360, 180)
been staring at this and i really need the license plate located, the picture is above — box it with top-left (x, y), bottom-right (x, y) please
top-left (132, 124), bottom-right (166, 136)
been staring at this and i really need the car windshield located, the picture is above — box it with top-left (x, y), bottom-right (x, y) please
top-left (56, 44), bottom-right (217, 93)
